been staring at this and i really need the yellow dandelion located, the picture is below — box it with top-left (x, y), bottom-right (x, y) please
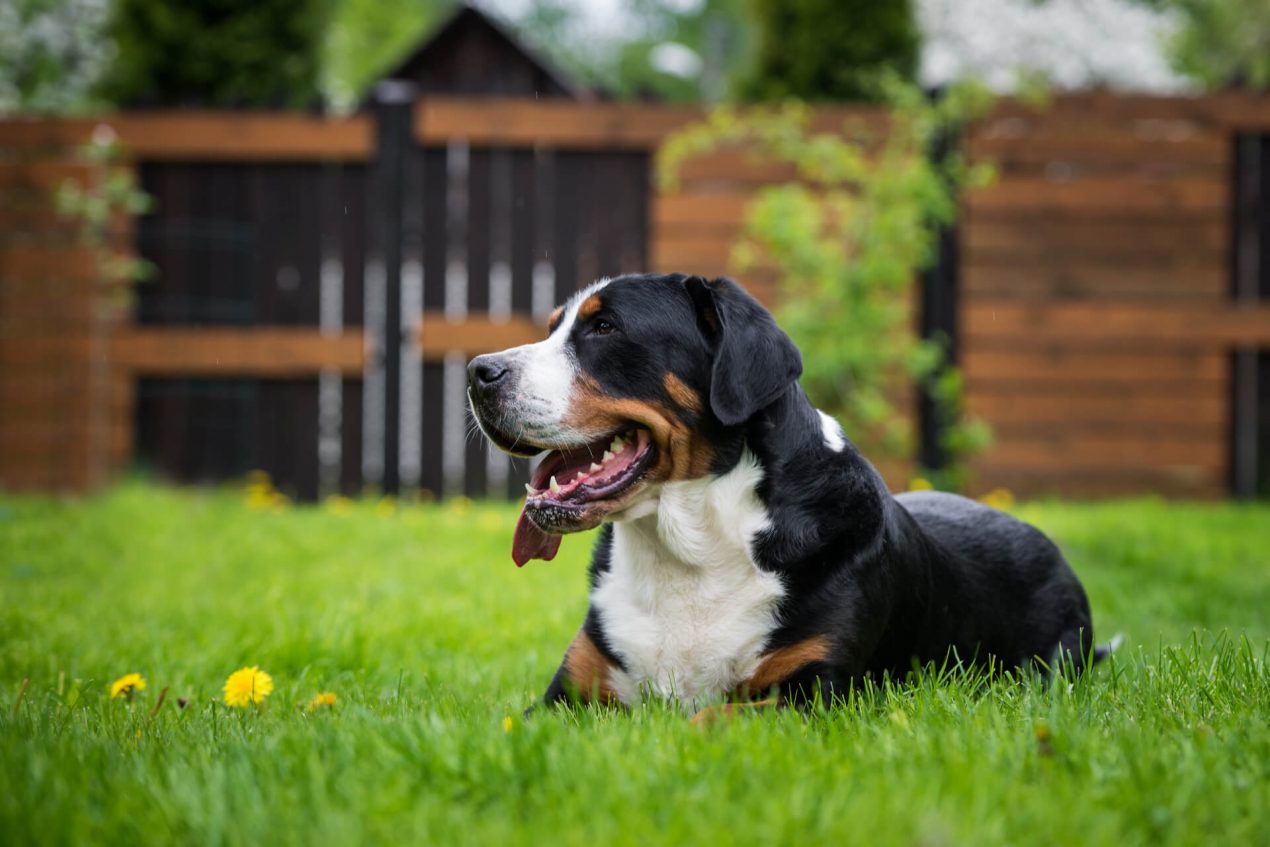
top-left (909, 477), bottom-right (934, 492)
top-left (307, 691), bottom-right (337, 711)
top-left (109, 672), bottom-right (146, 699)
top-left (502, 715), bottom-right (514, 733)
top-left (324, 495), bottom-right (354, 515)
top-left (979, 488), bottom-right (1016, 511)
top-left (223, 666), bottom-right (274, 708)
top-left (244, 469), bottom-right (271, 487)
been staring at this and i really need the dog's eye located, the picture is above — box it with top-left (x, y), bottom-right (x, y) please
top-left (590, 318), bottom-right (616, 336)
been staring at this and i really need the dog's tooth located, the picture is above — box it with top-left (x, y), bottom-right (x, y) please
top-left (549, 476), bottom-right (560, 494)
top-left (611, 436), bottom-right (626, 452)
top-left (524, 483), bottom-right (535, 495)
top-left (590, 463), bottom-right (602, 472)
top-left (602, 450), bottom-right (614, 462)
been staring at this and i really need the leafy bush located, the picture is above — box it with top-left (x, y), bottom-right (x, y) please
top-left (0, 0), bottom-right (111, 114)
top-left (739, 0), bottom-right (920, 102)
top-left (98, 0), bottom-right (329, 108)
top-left (660, 80), bottom-right (995, 489)
top-left (1159, 0), bottom-right (1270, 90)
top-left (55, 127), bottom-right (155, 308)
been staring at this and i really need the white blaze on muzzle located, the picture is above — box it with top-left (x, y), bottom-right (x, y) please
top-left (488, 278), bottom-right (610, 446)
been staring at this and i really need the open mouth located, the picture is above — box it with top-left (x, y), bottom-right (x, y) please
top-left (513, 427), bottom-right (656, 566)
top-left (526, 428), bottom-right (654, 507)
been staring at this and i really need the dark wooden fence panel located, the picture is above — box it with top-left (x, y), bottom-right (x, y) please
top-left (406, 141), bottom-right (649, 500)
top-left (133, 161), bottom-right (368, 500)
top-left (1231, 134), bottom-right (1270, 498)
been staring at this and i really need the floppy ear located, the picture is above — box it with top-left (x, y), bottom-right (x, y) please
top-left (686, 276), bottom-right (803, 426)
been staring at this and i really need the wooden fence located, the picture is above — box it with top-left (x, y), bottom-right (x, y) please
top-left (1, 93), bottom-right (1269, 500)
top-left (961, 94), bottom-right (1270, 498)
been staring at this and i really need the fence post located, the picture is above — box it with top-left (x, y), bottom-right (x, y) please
top-left (371, 80), bottom-right (416, 496)
top-left (1231, 133), bottom-right (1264, 500)
top-left (917, 97), bottom-right (961, 480)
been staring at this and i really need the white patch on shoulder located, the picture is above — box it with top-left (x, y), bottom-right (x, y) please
top-left (818, 409), bottom-right (845, 452)
top-left (591, 450), bottom-right (784, 709)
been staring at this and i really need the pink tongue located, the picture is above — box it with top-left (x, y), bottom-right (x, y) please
top-left (512, 504), bottom-right (562, 567)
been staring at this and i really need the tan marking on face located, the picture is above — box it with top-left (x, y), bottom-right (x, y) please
top-left (564, 629), bottom-right (619, 705)
top-left (576, 294), bottom-right (603, 322)
top-left (564, 376), bottom-right (714, 482)
top-left (741, 635), bottom-right (832, 695)
top-left (663, 373), bottom-right (702, 414)
top-left (691, 698), bottom-right (780, 727)
top-left (547, 306), bottom-right (565, 334)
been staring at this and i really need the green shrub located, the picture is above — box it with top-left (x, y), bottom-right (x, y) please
top-left (1164, 0), bottom-right (1270, 90)
top-left (660, 80), bottom-right (995, 489)
top-left (98, 0), bottom-right (329, 108)
top-left (739, 0), bottom-right (920, 102)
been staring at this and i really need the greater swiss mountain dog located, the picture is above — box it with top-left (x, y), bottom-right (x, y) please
top-left (467, 273), bottom-right (1110, 714)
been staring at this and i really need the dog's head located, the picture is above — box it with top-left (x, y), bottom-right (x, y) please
top-left (467, 273), bottom-right (802, 565)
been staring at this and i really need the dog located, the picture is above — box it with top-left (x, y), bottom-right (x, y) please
top-left (467, 273), bottom-right (1109, 714)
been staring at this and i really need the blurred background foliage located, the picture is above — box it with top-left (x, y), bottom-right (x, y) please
top-left (98, 0), bottom-right (330, 107)
top-left (1137, 0), bottom-right (1270, 90)
top-left (2, 0), bottom-right (1269, 115)
top-left (739, 0), bottom-right (920, 102)
top-left (661, 80), bottom-right (997, 487)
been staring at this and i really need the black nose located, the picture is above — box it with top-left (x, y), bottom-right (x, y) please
top-left (468, 354), bottom-right (510, 390)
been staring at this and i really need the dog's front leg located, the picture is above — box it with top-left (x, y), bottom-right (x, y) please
top-left (536, 627), bottom-right (621, 710)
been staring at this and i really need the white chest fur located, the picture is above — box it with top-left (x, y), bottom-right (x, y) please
top-left (590, 452), bottom-right (785, 707)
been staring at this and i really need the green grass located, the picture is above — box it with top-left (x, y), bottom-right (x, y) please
top-left (1, 483), bottom-right (1268, 846)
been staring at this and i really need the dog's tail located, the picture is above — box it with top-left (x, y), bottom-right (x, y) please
top-left (1092, 633), bottom-right (1125, 665)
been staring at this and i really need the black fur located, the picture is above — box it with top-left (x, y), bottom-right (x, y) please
top-left (686, 276), bottom-right (804, 426)
top-left (503, 274), bottom-right (1103, 709)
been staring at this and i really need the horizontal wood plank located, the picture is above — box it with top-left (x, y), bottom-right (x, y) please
top-left (962, 261), bottom-right (1227, 300)
top-left (654, 193), bottom-right (750, 228)
top-left (963, 302), bottom-right (1270, 346)
top-left (419, 314), bottom-right (542, 356)
top-left (416, 98), bottom-right (886, 149)
top-left (967, 390), bottom-right (1227, 427)
top-left (963, 349), bottom-right (1226, 383)
top-left (112, 327), bottom-right (365, 376)
top-left (980, 433), bottom-right (1225, 470)
top-left (965, 177), bottom-right (1227, 215)
top-left (962, 218), bottom-right (1228, 255)
top-left (418, 99), bottom-right (701, 148)
top-left (0, 114), bottom-right (373, 161)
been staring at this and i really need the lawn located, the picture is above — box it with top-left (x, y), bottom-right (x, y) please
top-left (1, 483), bottom-right (1268, 846)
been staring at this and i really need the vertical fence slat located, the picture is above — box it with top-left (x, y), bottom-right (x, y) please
top-left (371, 83), bottom-right (416, 495)
top-left (464, 148), bottom-right (491, 497)
top-left (552, 151), bottom-right (578, 302)
top-left (419, 145), bottom-right (448, 498)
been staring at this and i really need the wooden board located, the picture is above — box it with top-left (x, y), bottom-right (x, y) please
top-left (416, 97), bottom-right (886, 149)
top-left (963, 302), bottom-right (1270, 346)
top-left (419, 314), bottom-right (542, 356)
top-left (962, 349), bottom-right (1226, 383)
top-left (966, 177), bottom-right (1227, 216)
top-left (966, 389), bottom-right (1227, 427)
top-left (961, 262), bottom-right (1228, 300)
top-left (962, 218), bottom-right (1228, 255)
top-left (0, 114), bottom-right (373, 161)
top-left (112, 327), bottom-right (365, 376)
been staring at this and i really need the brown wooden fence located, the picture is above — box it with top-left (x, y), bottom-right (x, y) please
top-left (2, 94), bottom-right (1269, 500)
top-left (962, 94), bottom-right (1270, 498)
